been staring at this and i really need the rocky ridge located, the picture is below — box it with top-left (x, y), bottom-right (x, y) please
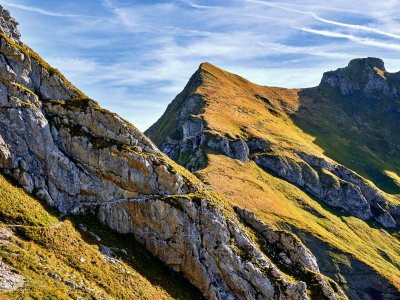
top-left (0, 6), bottom-right (341, 300)
top-left (320, 57), bottom-right (400, 98)
top-left (146, 62), bottom-right (399, 229)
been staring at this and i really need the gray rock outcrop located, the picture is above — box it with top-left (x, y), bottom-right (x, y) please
top-left (0, 261), bottom-right (25, 291)
top-left (320, 57), bottom-right (400, 98)
top-left (253, 150), bottom-right (397, 227)
top-left (0, 7), bottom-right (20, 44)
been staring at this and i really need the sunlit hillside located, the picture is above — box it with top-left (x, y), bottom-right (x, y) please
top-left (147, 61), bottom-right (400, 299)
top-left (0, 174), bottom-right (202, 300)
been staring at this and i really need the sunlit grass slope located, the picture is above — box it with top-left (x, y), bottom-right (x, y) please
top-left (198, 154), bottom-right (400, 292)
top-left (170, 63), bottom-right (400, 293)
top-left (193, 63), bottom-right (400, 197)
top-left (0, 174), bottom-right (202, 300)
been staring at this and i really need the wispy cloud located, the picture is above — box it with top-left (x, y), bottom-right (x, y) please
top-left (4, 2), bottom-right (81, 17)
top-left (185, 0), bottom-right (214, 9)
top-left (245, 0), bottom-right (400, 39)
top-left (11, 0), bottom-right (400, 130)
top-left (310, 15), bottom-right (400, 39)
top-left (298, 27), bottom-right (400, 51)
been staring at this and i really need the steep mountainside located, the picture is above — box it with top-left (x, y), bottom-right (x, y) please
top-left (0, 6), bottom-right (344, 300)
top-left (0, 173), bottom-right (202, 299)
top-left (146, 61), bottom-right (400, 299)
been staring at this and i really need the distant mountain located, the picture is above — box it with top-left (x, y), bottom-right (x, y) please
top-left (146, 60), bottom-right (400, 299)
top-left (0, 5), bottom-right (346, 300)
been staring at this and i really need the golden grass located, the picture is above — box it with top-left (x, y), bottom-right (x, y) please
top-left (0, 174), bottom-right (202, 300)
top-left (373, 67), bottom-right (386, 79)
top-left (193, 63), bottom-right (323, 157)
top-left (199, 154), bottom-right (400, 290)
top-left (385, 171), bottom-right (400, 186)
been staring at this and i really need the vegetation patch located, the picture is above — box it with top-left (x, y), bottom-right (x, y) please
top-left (0, 173), bottom-right (203, 299)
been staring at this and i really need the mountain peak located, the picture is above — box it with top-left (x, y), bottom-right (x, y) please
top-left (198, 61), bottom-right (215, 71)
top-left (319, 57), bottom-right (400, 97)
top-left (196, 61), bottom-right (231, 81)
top-left (347, 57), bottom-right (385, 72)
top-left (0, 5), bottom-right (21, 43)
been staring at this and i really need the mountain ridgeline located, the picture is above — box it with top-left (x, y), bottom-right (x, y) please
top-left (0, 4), bottom-right (399, 300)
top-left (0, 5), bottom-right (350, 300)
top-left (146, 60), bottom-right (400, 299)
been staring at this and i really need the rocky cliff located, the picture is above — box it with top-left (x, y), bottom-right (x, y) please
top-left (0, 6), bottom-right (342, 300)
top-left (146, 62), bottom-right (400, 299)
top-left (320, 57), bottom-right (400, 98)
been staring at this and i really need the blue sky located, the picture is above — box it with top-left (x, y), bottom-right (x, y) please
top-left (3, 0), bottom-right (400, 130)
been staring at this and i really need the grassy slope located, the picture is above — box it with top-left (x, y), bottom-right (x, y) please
top-left (0, 174), bottom-right (203, 300)
top-left (295, 86), bottom-right (400, 194)
top-left (198, 155), bottom-right (400, 290)
top-left (164, 63), bottom-right (400, 291)
top-left (194, 63), bottom-right (400, 197)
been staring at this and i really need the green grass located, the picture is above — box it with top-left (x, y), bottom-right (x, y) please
top-left (295, 86), bottom-right (400, 194)
top-left (199, 155), bottom-right (400, 293)
top-left (0, 174), bottom-right (203, 300)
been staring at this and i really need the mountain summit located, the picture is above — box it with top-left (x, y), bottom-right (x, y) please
top-left (320, 57), bottom-right (400, 98)
top-left (147, 60), bottom-right (400, 299)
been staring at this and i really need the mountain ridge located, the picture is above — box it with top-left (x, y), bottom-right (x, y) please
top-left (146, 59), bottom-right (400, 299)
top-left (0, 5), bottom-right (344, 300)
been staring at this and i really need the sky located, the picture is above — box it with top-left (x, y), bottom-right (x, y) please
top-left (3, 0), bottom-right (400, 131)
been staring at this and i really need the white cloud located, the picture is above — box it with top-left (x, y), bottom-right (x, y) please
top-left (13, 0), bottom-right (400, 130)
top-left (4, 2), bottom-right (81, 17)
top-left (245, 0), bottom-right (400, 39)
top-left (298, 27), bottom-right (400, 51)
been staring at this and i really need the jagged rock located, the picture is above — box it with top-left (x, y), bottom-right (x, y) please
top-left (235, 207), bottom-right (343, 300)
top-left (320, 57), bottom-right (400, 98)
top-left (253, 150), bottom-right (397, 227)
top-left (235, 207), bottom-right (319, 272)
top-left (247, 137), bottom-right (271, 154)
top-left (0, 261), bottom-right (25, 291)
top-left (229, 140), bottom-right (249, 162)
top-left (0, 7), bottom-right (20, 43)
top-left (92, 196), bottom-right (313, 300)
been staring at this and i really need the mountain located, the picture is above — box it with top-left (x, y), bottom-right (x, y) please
top-left (146, 61), bottom-right (400, 299)
top-left (0, 6), bottom-right (345, 300)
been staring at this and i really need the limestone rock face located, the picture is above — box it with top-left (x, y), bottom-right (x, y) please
top-left (152, 111), bottom-right (249, 173)
top-left (235, 207), bottom-right (344, 300)
top-left (320, 57), bottom-right (400, 98)
top-left (0, 261), bottom-right (25, 291)
top-left (0, 6), bottom-right (341, 300)
top-left (253, 150), bottom-right (397, 227)
top-left (78, 197), bottom-right (315, 300)
top-left (0, 7), bottom-right (20, 43)
top-left (0, 228), bottom-right (25, 291)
